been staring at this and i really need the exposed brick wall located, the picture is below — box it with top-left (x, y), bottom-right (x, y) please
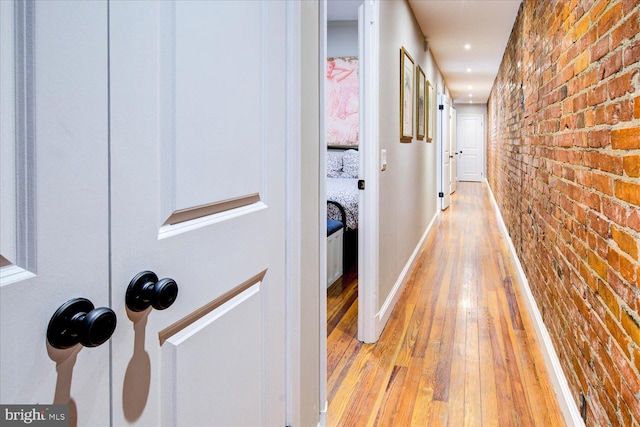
top-left (487, 0), bottom-right (640, 425)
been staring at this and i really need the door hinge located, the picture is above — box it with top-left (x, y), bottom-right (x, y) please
top-left (358, 180), bottom-right (366, 190)
top-left (438, 192), bottom-right (444, 197)
top-left (438, 105), bottom-right (444, 110)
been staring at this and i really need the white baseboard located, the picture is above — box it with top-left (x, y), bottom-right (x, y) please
top-left (317, 400), bottom-right (327, 427)
top-left (486, 184), bottom-right (584, 427)
top-left (375, 211), bottom-right (439, 338)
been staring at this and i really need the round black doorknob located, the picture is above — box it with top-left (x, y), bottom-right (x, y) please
top-left (47, 298), bottom-right (117, 349)
top-left (126, 271), bottom-right (178, 312)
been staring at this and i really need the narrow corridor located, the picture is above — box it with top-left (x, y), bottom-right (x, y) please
top-left (328, 181), bottom-right (566, 426)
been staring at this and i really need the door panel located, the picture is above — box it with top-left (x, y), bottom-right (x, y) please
top-left (161, 284), bottom-right (263, 426)
top-left (170, 2), bottom-right (263, 217)
top-left (109, 2), bottom-right (286, 425)
top-left (0, 1), bottom-right (111, 425)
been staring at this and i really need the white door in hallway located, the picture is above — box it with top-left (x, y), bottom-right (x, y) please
top-left (109, 1), bottom-right (287, 425)
top-left (439, 95), bottom-right (452, 210)
top-left (458, 114), bottom-right (484, 181)
top-left (450, 107), bottom-right (457, 193)
top-left (0, 2), bottom-right (111, 425)
top-left (1, 1), bottom-right (289, 426)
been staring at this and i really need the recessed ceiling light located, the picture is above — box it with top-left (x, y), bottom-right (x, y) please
top-left (469, 93), bottom-right (473, 97)
top-left (464, 44), bottom-right (471, 50)
top-left (466, 68), bottom-right (472, 73)
top-left (468, 85), bottom-right (473, 90)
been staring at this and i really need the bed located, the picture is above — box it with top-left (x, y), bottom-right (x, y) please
top-left (327, 149), bottom-right (359, 230)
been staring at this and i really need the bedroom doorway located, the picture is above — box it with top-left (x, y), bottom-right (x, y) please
top-left (322, 0), bottom-right (379, 419)
top-left (325, 2), bottom-right (362, 342)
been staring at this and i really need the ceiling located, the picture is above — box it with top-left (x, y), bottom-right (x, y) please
top-left (327, 0), bottom-right (522, 105)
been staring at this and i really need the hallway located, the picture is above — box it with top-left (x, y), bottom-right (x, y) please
top-left (327, 182), bottom-right (566, 426)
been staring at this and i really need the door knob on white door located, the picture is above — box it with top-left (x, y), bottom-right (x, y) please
top-left (47, 298), bottom-right (117, 349)
top-left (126, 271), bottom-right (178, 312)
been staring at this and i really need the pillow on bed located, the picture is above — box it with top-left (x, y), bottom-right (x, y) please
top-left (327, 151), bottom-right (343, 178)
top-left (342, 149), bottom-right (359, 178)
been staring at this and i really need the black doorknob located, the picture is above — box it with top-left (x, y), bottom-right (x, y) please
top-left (126, 271), bottom-right (178, 312)
top-left (47, 298), bottom-right (117, 349)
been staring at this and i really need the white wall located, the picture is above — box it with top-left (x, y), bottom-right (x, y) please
top-left (377, 1), bottom-right (445, 311)
top-left (328, 21), bottom-right (358, 57)
top-left (454, 103), bottom-right (487, 116)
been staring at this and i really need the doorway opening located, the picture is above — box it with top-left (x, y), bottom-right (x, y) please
top-left (325, 6), bottom-right (361, 334)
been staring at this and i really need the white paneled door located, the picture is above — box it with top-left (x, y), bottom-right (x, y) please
top-left (458, 114), bottom-right (484, 182)
top-left (439, 95), bottom-right (451, 210)
top-left (1, 1), bottom-right (289, 426)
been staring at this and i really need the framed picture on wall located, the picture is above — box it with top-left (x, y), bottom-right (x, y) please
top-left (416, 65), bottom-right (426, 140)
top-left (400, 47), bottom-right (414, 142)
top-left (426, 80), bottom-right (434, 142)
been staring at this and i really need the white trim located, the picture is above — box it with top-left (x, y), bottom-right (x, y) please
top-left (285, 1), bottom-right (302, 426)
top-left (358, 0), bottom-right (380, 344)
top-left (318, 400), bottom-right (328, 427)
top-left (375, 211), bottom-right (439, 338)
top-left (318, 0), bottom-right (328, 423)
top-left (486, 184), bottom-right (584, 427)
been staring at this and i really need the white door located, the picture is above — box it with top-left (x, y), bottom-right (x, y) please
top-left (458, 114), bottom-right (484, 182)
top-left (439, 95), bottom-right (451, 210)
top-left (2, 2), bottom-right (289, 426)
top-left (1, 2), bottom-right (111, 426)
top-left (450, 107), bottom-right (457, 194)
top-left (109, 2), bottom-right (287, 426)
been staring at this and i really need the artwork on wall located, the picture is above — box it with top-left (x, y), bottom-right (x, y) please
top-left (416, 65), bottom-right (426, 141)
top-left (326, 57), bottom-right (359, 146)
top-left (400, 47), bottom-right (414, 142)
top-left (426, 80), bottom-right (434, 142)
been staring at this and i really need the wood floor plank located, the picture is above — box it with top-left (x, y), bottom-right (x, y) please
top-left (327, 182), bottom-right (566, 427)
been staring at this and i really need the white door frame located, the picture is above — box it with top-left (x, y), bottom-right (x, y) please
top-left (358, 0), bottom-right (379, 344)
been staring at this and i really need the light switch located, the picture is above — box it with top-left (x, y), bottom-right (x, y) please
top-left (381, 149), bottom-right (387, 171)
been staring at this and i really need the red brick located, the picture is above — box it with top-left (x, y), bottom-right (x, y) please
top-left (623, 155), bottom-right (640, 178)
top-left (599, 50), bottom-right (623, 79)
top-left (612, 127), bottom-right (640, 149)
top-left (622, 307), bottom-right (640, 346)
top-left (629, 208), bottom-right (640, 233)
top-left (615, 180), bottom-right (640, 205)
top-left (588, 129), bottom-right (611, 148)
top-left (634, 96), bottom-right (640, 119)
top-left (588, 83), bottom-right (608, 105)
top-left (619, 255), bottom-right (637, 284)
top-left (599, 281), bottom-right (621, 317)
top-left (608, 70), bottom-right (638, 100)
top-left (611, 11), bottom-right (639, 47)
top-left (597, 2), bottom-right (623, 37)
top-left (623, 38), bottom-right (640, 67)
top-left (592, 173), bottom-right (614, 195)
top-left (591, 0), bottom-right (611, 21)
top-left (603, 197), bottom-right (628, 226)
top-left (591, 35), bottom-right (610, 61)
top-left (611, 225), bottom-right (639, 260)
top-left (574, 50), bottom-right (591, 75)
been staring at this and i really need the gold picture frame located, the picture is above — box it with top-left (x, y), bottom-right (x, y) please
top-left (400, 47), bottom-right (414, 142)
top-left (416, 65), bottom-right (426, 141)
top-left (426, 80), bottom-right (434, 142)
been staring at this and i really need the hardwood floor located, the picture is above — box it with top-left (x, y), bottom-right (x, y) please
top-left (327, 182), bottom-right (566, 427)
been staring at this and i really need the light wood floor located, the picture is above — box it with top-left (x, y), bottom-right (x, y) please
top-left (327, 182), bottom-right (566, 427)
